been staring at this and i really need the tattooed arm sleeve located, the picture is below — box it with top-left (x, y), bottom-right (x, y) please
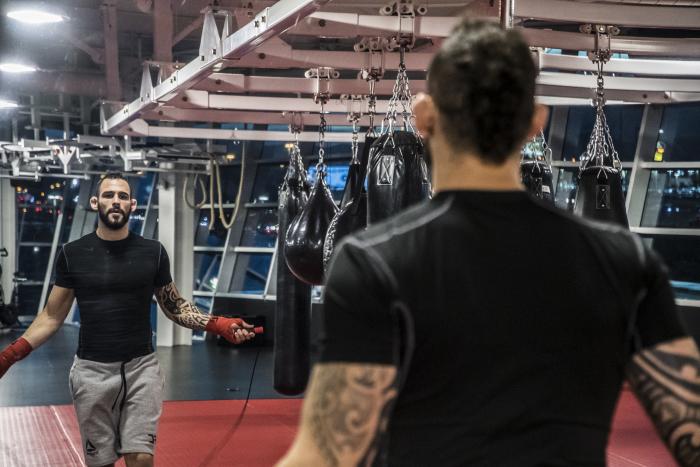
top-left (627, 336), bottom-right (700, 466)
top-left (155, 281), bottom-right (210, 331)
top-left (277, 363), bottom-right (399, 467)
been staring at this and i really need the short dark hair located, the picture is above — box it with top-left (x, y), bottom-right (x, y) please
top-left (95, 171), bottom-right (131, 197)
top-left (427, 19), bottom-right (537, 164)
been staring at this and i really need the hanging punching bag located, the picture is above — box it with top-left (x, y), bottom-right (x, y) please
top-left (367, 131), bottom-right (430, 224)
top-left (574, 166), bottom-right (628, 227)
top-left (285, 164), bottom-right (339, 285)
top-left (521, 160), bottom-right (554, 203)
top-left (323, 136), bottom-right (376, 270)
top-left (274, 147), bottom-right (312, 395)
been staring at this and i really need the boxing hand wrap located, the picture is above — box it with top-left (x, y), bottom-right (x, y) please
top-left (0, 337), bottom-right (33, 378)
top-left (205, 316), bottom-right (263, 344)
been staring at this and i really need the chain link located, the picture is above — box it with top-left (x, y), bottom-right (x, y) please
top-left (317, 100), bottom-right (327, 173)
top-left (383, 46), bottom-right (415, 134)
top-left (583, 58), bottom-right (620, 173)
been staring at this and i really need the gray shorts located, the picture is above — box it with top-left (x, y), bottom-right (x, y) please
top-left (69, 352), bottom-right (165, 467)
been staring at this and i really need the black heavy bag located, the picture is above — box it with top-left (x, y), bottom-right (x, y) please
top-left (285, 167), bottom-right (339, 285)
top-left (574, 166), bottom-right (628, 228)
top-left (367, 131), bottom-right (430, 224)
top-left (521, 160), bottom-right (554, 203)
top-left (274, 152), bottom-right (312, 395)
top-left (323, 136), bottom-right (376, 269)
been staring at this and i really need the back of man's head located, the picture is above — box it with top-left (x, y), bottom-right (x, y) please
top-left (428, 19), bottom-right (537, 164)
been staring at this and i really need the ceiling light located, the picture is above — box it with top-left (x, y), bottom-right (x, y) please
top-left (0, 63), bottom-right (37, 73)
top-left (0, 99), bottom-right (19, 109)
top-left (7, 9), bottom-right (65, 24)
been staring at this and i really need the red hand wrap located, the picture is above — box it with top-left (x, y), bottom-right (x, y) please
top-left (205, 316), bottom-right (263, 343)
top-left (0, 337), bottom-right (33, 379)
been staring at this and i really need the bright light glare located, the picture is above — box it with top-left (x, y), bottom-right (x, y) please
top-left (7, 9), bottom-right (65, 24)
top-left (0, 63), bottom-right (37, 73)
top-left (0, 100), bottom-right (18, 109)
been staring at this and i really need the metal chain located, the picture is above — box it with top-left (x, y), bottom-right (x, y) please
top-left (317, 100), bottom-right (327, 173)
top-left (383, 46), bottom-right (414, 134)
top-left (350, 116), bottom-right (359, 162)
top-left (583, 53), bottom-right (620, 173)
top-left (367, 79), bottom-right (378, 137)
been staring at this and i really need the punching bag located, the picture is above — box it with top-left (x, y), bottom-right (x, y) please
top-left (367, 131), bottom-right (430, 224)
top-left (521, 160), bottom-right (554, 203)
top-left (274, 148), bottom-right (312, 395)
top-left (323, 136), bottom-right (376, 269)
top-left (574, 166), bottom-right (628, 227)
top-left (285, 165), bottom-right (339, 285)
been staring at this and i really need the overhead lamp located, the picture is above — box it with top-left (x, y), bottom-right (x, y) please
top-left (0, 63), bottom-right (37, 73)
top-left (0, 99), bottom-right (19, 109)
top-left (7, 9), bottom-right (66, 24)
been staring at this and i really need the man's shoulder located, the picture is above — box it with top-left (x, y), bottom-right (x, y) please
top-left (62, 232), bottom-right (97, 254)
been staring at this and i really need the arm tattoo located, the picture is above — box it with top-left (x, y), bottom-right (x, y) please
top-left (627, 339), bottom-right (700, 467)
top-left (155, 282), bottom-right (210, 331)
top-left (304, 364), bottom-right (398, 467)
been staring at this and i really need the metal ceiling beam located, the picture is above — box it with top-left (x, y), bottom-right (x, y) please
top-left (538, 53), bottom-right (700, 77)
top-left (520, 28), bottom-right (700, 58)
top-left (102, 0), bottom-right (331, 136)
top-left (230, 37), bottom-right (433, 70)
top-left (124, 119), bottom-right (366, 141)
top-left (102, 1), bottom-right (122, 100)
top-left (538, 71), bottom-right (700, 93)
top-left (153, 0), bottom-right (174, 62)
top-left (195, 73), bottom-right (426, 95)
top-left (307, 12), bottom-right (461, 37)
top-left (514, 0), bottom-right (700, 29)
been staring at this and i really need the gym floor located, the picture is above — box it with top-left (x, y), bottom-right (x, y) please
top-left (0, 327), bottom-right (677, 466)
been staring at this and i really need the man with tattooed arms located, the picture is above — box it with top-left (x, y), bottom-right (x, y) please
top-left (278, 19), bottom-right (700, 467)
top-left (0, 172), bottom-right (256, 467)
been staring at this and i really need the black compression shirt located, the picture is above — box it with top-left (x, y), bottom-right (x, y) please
top-left (320, 190), bottom-right (687, 467)
top-left (55, 232), bottom-right (172, 363)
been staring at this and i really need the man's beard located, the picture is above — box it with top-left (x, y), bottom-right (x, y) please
top-left (98, 204), bottom-right (131, 230)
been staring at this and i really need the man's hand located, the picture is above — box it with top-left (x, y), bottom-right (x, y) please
top-left (0, 338), bottom-right (33, 379)
top-left (205, 316), bottom-right (257, 345)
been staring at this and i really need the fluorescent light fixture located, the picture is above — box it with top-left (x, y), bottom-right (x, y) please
top-left (7, 9), bottom-right (65, 24)
top-left (0, 99), bottom-right (18, 109)
top-left (0, 63), bottom-right (37, 73)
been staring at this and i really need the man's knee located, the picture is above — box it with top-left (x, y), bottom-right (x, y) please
top-left (123, 452), bottom-right (153, 467)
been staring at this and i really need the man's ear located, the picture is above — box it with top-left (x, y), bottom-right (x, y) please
top-left (526, 104), bottom-right (550, 140)
top-left (130, 199), bottom-right (137, 213)
top-left (413, 93), bottom-right (437, 140)
top-left (89, 196), bottom-right (98, 211)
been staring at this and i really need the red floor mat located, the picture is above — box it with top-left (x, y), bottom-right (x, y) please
top-left (0, 392), bottom-right (676, 466)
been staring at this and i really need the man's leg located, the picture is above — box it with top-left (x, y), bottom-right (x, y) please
top-left (124, 453), bottom-right (153, 467)
top-left (119, 353), bottom-right (164, 463)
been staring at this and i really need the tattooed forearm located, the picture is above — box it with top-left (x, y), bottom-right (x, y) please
top-left (155, 282), bottom-right (210, 331)
top-left (627, 337), bottom-right (700, 467)
top-left (303, 363), bottom-right (398, 467)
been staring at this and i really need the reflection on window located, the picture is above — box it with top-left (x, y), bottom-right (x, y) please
top-left (195, 209), bottom-right (231, 247)
top-left (642, 169), bottom-right (700, 228)
top-left (654, 103), bottom-right (700, 162)
top-left (15, 284), bottom-right (42, 316)
top-left (194, 253), bottom-right (222, 292)
top-left (229, 253), bottom-right (272, 295)
top-left (241, 208), bottom-right (278, 247)
top-left (18, 246), bottom-right (52, 281)
top-left (132, 173), bottom-right (156, 206)
top-left (642, 235), bottom-right (700, 300)
top-left (129, 208), bottom-right (147, 235)
top-left (554, 168), bottom-right (630, 211)
top-left (307, 161), bottom-right (350, 201)
top-left (250, 163), bottom-right (286, 204)
top-left (561, 105), bottom-right (643, 162)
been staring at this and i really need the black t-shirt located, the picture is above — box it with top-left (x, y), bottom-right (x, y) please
top-left (320, 190), bottom-right (687, 467)
top-left (55, 232), bottom-right (172, 363)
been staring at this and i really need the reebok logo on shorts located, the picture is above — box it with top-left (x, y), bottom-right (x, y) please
top-left (148, 434), bottom-right (157, 444)
top-left (85, 440), bottom-right (98, 456)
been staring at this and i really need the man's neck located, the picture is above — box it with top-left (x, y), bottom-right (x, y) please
top-left (95, 224), bottom-right (129, 241)
top-left (431, 145), bottom-right (524, 194)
